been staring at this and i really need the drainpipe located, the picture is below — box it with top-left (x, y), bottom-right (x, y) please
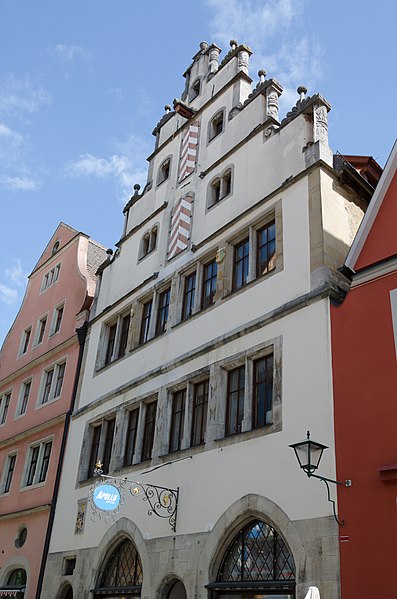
top-left (35, 322), bottom-right (88, 599)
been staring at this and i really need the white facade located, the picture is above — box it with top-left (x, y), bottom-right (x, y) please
top-left (43, 41), bottom-right (369, 599)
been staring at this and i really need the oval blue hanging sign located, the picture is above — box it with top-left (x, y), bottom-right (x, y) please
top-left (93, 484), bottom-right (121, 511)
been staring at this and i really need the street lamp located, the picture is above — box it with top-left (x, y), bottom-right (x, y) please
top-left (289, 431), bottom-right (351, 526)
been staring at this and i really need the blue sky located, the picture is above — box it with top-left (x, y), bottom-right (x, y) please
top-left (1, 0), bottom-right (396, 345)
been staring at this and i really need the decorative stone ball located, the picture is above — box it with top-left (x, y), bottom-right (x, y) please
top-left (134, 184), bottom-right (141, 191)
top-left (297, 86), bottom-right (308, 95)
top-left (200, 41), bottom-right (209, 51)
top-left (258, 69), bottom-right (267, 78)
top-left (230, 39), bottom-right (238, 48)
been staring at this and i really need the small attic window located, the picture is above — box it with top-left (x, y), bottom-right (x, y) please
top-left (189, 78), bottom-right (201, 102)
top-left (209, 110), bottom-right (224, 141)
top-left (52, 241), bottom-right (60, 255)
top-left (157, 157), bottom-right (171, 186)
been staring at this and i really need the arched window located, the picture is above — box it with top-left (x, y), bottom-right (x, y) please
top-left (149, 227), bottom-right (158, 252)
top-left (189, 78), bottom-right (201, 101)
top-left (5, 568), bottom-right (26, 597)
top-left (141, 233), bottom-right (150, 258)
top-left (208, 110), bottom-right (224, 141)
top-left (210, 520), bottom-right (295, 598)
top-left (94, 539), bottom-right (143, 597)
top-left (208, 168), bottom-right (233, 208)
top-left (157, 158), bottom-right (171, 186)
top-left (166, 580), bottom-right (187, 599)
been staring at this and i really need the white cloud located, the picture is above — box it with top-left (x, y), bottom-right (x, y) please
top-left (205, 0), bottom-right (322, 117)
top-left (0, 174), bottom-right (39, 191)
top-left (0, 75), bottom-right (51, 117)
top-left (51, 44), bottom-right (93, 66)
top-left (0, 121), bottom-right (40, 191)
top-left (5, 259), bottom-right (27, 288)
top-left (0, 283), bottom-right (18, 305)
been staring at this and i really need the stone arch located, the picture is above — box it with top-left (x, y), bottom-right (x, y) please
top-left (57, 582), bottom-right (73, 599)
top-left (158, 575), bottom-right (187, 599)
top-left (196, 493), bottom-right (305, 592)
top-left (87, 517), bottom-right (150, 593)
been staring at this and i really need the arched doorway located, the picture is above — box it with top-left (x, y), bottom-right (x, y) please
top-left (208, 519), bottom-right (295, 598)
top-left (94, 538), bottom-right (142, 597)
top-left (58, 583), bottom-right (73, 599)
top-left (166, 580), bottom-right (187, 599)
top-left (1, 568), bottom-right (27, 598)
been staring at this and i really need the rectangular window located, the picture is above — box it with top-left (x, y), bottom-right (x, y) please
top-left (37, 316), bottom-right (47, 344)
top-left (257, 221), bottom-right (276, 277)
top-left (88, 425), bottom-right (102, 479)
top-left (104, 323), bottom-right (117, 366)
top-left (19, 380), bottom-right (31, 415)
top-left (118, 314), bottom-right (131, 358)
top-left (191, 380), bottom-right (209, 446)
top-left (141, 401), bottom-right (157, 461)
top-left (182, 272), bottom-right (196, 320)
top-left (226, 366), bottom-right (245, 436)
top-left (3, 454), bottom-right (16, 493)
top-left (39, 361), bottom-right (66, 404)
top-left (53, 362), bottom-right (65, 398)
top-left (102, 418), bottom-right (115, 474)
top-left (53, 304), bottom-right (64, 334)
top-left (25, 440), bottom-right (52, 486)
top-left (253, 355), bottom-right (274, 428)
top-left (140, 299), bottom-right (153, 344)
top-left (156, 288), bottom-right (171, 335)
top-left (169, 389), bottom-right (186, 453)
top-left (42, 369), bottom-right (54, 404)
top-left (0, 392), bottom-right (11, 425)
top-left (233, 239), bottom-right (250, 291)
top-left (38, 441), bottom-right (52, 483)
top-left (21, 327), bottom-right (31, 355)
top-left (202, 259), bottom-right (218, 309)
top-left (124, 409), bottom-right (139, 466)
top-left (42, 264), bottom-right (61, 291)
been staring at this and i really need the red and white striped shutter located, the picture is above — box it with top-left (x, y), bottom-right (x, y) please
top-left (178, 121), bottom-right (200, 183)
top-left (167, 195), bottom-right (194, 260)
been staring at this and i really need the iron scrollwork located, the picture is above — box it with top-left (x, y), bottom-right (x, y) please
top-left (129, 482), bottom-right (179, 532)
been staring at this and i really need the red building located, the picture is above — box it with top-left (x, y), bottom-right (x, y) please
top-left (0, 224), bottom-right (106, 599)
top-left (331, 140), bottom-right (397, 598)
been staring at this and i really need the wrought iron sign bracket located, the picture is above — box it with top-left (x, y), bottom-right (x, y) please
top-left (89, 463), bottom-right (179, 532)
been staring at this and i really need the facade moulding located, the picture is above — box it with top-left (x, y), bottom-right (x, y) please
top-left (116, 202), bottom-right (168, 248)
top-left (73, 283), bottom-right (335, 421)
top-left (89, 273), bottom-right (159, 327)
top-left (0, 413), bottom-right (66, 449)
top-left (0, 335), bottom-right (77, 388)
top-left (146, 71), bottom-right (252, 164)
top-left (29, 232), bottom-right (84, 277)
top-left (0, 503), bottom-right (51, 521)
top-left (350, 254), bottom-right (397, 288)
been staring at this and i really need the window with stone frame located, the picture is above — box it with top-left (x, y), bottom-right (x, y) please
top-left (0, 390), bottom-right (11, 425)
top-left (191, 379), bottom-right (209, 446)
top-left (202, 258), bottom-right (218, 309)
top-left (41, 263), bottom-right (60, 292)
top-left (17, 379), bottom-right (32, 416)
top-left (141, 401), bottom-right (157, 462)
top-left (139, 298), bottom-right (153, 344)
top-left (182, 271), bottom-right (196, 320)
top-left (94, 538), bottom-right (143, 598)
top-left (39, 360), bottom-right (66, 404)
top-left (155, 287), bottom-right (171, 335)
top-left (101, 309), bottom-right (132, 367)
top-left (139, 226), bottom-right (159, 259)
top-left (84, 416), bottom-right (116, 479)
top-left (35, 314), bottom-right (47, 345)
top-left (222, 344), bottom-right (276, 438)
top-left (169, 389), bottom-right (186, 453)
top-left (208, 168), bottom-right (233, 208)
top-left (208, 109), bottom-right (225, 141)
top-left (1, 452), bottom-right (17, 494)
top-left (256, 220), bottom-right (276, 277)
top-left (23, 439), bottom-right (52, 487)
top-left (232, 238), bottom-right (250, 291)
top-left (123, 408), bottom-right (139, 467)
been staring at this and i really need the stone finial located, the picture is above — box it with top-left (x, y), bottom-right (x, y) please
top-left (106, 248), bottom-right (114, 256)
top-left (200, 41), bottom-right (209, 52)
top-left (133, 184), bottom-right (141, 195)
top-left (164, 105), bottom-right (171, 113)
top-left (208, 44), bottom-right (221, 75)
top-left (297, 86), bottom-right (308, 102)
top-left (258, 69), bottom-right (267, 84)
top-left (230, 39), bottom-right (238, 50)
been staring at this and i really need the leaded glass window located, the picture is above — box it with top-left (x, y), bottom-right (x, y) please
top-left (212, 520), bottom-right (295, 598)
top-left (95, 539), bottom-right (142, 597)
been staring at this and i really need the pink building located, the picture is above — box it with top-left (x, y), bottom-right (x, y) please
top-left (0, 223), bottom-right (106, 599)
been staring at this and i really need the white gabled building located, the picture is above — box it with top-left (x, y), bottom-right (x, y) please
top-left (43, 41), bottom-right (374, 599)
